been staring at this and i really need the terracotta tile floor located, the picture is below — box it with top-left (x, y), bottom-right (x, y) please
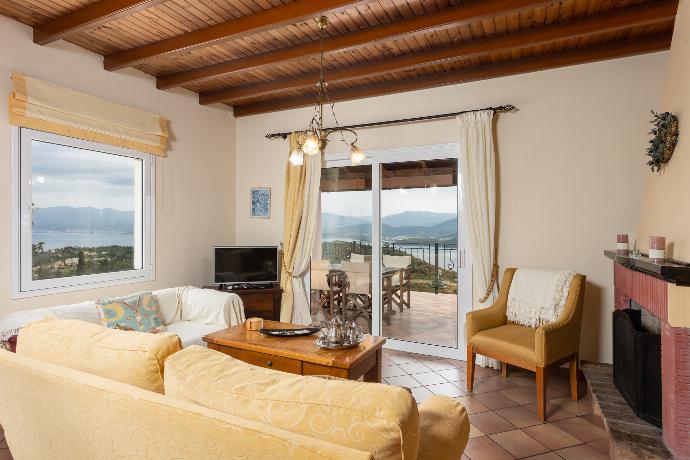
top-left (0, 350), bottom-right (609, 460)
top-left (381, 349), bottom-right (611, 459)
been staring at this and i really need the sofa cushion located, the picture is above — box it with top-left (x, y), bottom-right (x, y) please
top-left (165, 321), bottom-right (223, 348)
top-left (470, 324), bottom-right (538, 365)
top-left (17, 318), bottom-right (181, 393)
top-left (97, 291), bottom-right (166, 333)
top-left (48, 300), bottom-right (100, 323)
top-left (165, 346), bottom-right (420, 460)
top-left (153, 287), bottom-right (181, 325)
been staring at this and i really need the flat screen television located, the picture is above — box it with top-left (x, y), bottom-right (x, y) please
top-left (213, 246), bottom-right (279, 285)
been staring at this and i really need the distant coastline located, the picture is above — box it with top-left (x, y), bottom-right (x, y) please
top-left (32, 231), bottom-right (134, 251)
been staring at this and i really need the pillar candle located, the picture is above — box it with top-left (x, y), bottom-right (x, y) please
top-left (616, 234), bottom-right (629, 255)
top-left (649, 236), bottom-right (666, 262)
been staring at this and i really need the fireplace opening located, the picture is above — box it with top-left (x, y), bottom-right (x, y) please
top-left (612, 309), bottom-right (662, 428)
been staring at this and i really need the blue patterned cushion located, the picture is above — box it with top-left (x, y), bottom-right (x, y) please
top-left (96, 292), bottom-right (166, 333)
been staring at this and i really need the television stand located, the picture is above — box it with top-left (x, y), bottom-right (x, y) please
top-left (206, 283), bottom-right (281, 321)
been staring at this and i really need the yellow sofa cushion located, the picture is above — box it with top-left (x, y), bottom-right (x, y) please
top-left (165, 345), bottom-right (420, 460)
top-left (469, 324), bottom-right (538, 365)
top-left (17, 318), bottom-right (181, 393)
top-left (417, 395), bottom-right (470, 460)
top-left (0, 350), bottom-right (372, 460)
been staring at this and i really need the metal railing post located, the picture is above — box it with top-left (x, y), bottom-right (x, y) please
top-left (434, 242), bottom-right (439, 294)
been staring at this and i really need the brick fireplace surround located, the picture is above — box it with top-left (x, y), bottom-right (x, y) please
top-left (612, 259), bottom-right (690, 458)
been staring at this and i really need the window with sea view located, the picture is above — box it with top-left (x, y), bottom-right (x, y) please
top-left (14, 128), bottom-right (154, 296)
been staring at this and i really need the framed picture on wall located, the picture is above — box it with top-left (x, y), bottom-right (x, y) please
top-left (250, 187), bottom-right (271, 219)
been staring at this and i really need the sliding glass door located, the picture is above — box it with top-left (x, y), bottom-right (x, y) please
top-left (312, 165), bottom-right (373, 333)
top-left (312, 144), bottom-right (469, 358)
top-left (380, 159), bottom-right (461, 348)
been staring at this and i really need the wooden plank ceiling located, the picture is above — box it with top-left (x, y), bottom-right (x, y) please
top-left (0, 0), bottom-right (677, 117)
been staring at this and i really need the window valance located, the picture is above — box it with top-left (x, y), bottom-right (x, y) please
top-left (9, 72), bottom-right (168, 156)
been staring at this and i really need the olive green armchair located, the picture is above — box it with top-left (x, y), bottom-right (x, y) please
top-left (465, 268), bottom-right (586, 421)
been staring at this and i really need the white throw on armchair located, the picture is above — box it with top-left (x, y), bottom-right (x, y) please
top-left (0, 286), bottom-right (245, 350)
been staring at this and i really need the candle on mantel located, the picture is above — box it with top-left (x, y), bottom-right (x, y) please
top-left (649, 236), bottom-right (666, 262)
top-left (616, 234), bottom-right (630, 255)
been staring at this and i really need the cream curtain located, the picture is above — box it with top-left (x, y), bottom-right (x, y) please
top-left (280, 134), bottom-right (322, 325)
top-left (9, 72), bottom-right (168, 156)
top-left (458, 110), bottom-right (500, 369)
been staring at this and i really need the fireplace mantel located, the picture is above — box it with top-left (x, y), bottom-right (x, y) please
top-left (604, 249), bottom-right (690, 286)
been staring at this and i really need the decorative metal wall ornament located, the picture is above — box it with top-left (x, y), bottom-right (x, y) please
top-left (646, 110), bottom-right (679, 172)
top-left (286, 16), bottom-right (364, 166)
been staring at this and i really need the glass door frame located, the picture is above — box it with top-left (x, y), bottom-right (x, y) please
top-left (323, 144), bottom-right (471, 359)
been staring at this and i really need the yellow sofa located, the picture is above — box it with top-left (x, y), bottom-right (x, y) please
top-left (0, 319), bottom-right (469, 459)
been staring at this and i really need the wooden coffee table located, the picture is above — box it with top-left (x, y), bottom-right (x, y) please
top-left (203, 321), bottom-right (386, 382)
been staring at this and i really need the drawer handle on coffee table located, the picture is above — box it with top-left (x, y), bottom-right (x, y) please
top-left (266, 360), bottom-right (272, 367)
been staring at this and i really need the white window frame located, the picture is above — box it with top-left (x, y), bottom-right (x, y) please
top-left (12, 127), bottom-right (156, 298)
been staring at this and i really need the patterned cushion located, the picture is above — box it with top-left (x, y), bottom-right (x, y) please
top-left (96, 292), bottom-right (166, 333)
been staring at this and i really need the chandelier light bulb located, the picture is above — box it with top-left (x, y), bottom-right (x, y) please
top-left (302, 133), bottom-right (320, 156)
top-left (289, 148), bottom-right (304, 166)
top-left (350, 145), bottom-right (365, 164)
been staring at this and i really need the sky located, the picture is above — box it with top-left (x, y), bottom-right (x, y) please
top-left (321, 187), bottom-right (458, 217)
top-left (31, 140), bottom-right (138, 211)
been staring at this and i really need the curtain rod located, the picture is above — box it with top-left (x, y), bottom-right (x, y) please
top-left (264, 104), bottom-right (516, 139)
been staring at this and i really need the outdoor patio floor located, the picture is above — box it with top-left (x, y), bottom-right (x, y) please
top-left (312, 290), bottom-right (458, 347)
top-left (383, 291), bottom-right (458, 347)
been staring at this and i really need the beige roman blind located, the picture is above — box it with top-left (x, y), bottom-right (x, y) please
top-left (9, 72), bottom-right (168, 156)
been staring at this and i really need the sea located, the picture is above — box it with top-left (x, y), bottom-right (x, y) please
top-left (32, 231), bottom-right (134, 250)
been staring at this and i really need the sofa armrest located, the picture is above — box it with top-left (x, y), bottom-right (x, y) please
top-left (535, 274), bottom-right (586, 365)
top-left (417, 395), bottom-right (470, 460)
top-left (179, 287), bottom-right (246, 327)
top-left (466, 303), bottom-right (507, 340)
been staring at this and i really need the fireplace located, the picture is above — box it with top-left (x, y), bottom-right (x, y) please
top-left (612, 308), bottom-right (662, 427)
top-left (606, 249), bottom-right (690, 458)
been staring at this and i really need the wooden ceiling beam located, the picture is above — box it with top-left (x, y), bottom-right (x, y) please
top-left (103, 0), bottom-right (368, 71)
top-left (33, 0), bottom-right (167, 45)
top-left (232, 32), bottom-right (673, 117)
top-left (200, 0), bottom-right (678, 105)
top-left (156, 0), bottom-right (555, 90)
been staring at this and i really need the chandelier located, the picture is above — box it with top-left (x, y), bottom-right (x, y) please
top-left (289, 16), bottom-right (364, 166)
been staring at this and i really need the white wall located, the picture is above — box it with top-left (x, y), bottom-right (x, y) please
top-left (235, 53), bottom-right (668, 363)
top-left (0, 16), bottom-right (236, 317)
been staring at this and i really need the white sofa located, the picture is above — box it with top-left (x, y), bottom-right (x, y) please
top-left (0, 286), bottom-right (245, 349)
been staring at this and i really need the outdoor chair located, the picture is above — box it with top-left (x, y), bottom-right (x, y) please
top-left (383, 255), bottom-right (412, 311)
top-left (310, 260), bottom-right (344, 320)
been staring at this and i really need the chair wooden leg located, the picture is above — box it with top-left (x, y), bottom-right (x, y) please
top-left (467, 345), bottom-right (476, 392)
top-left (536, 366), bottom-right (547, 421)
top-left (501, 363), bottom-right (508, 378)
top-left (570, 354), bottom-right (579, 401)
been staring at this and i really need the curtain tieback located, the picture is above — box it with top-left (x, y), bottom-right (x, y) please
top-left (281, 257), bottom-right (308, 279)
top-left (479, 251), bottom-right (499, 303)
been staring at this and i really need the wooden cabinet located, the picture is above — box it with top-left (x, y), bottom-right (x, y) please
top-left (206, 285), bottom-right (282, 321)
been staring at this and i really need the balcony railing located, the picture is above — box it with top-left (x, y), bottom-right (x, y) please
top-left (321, 240), bottom-right (465, 294)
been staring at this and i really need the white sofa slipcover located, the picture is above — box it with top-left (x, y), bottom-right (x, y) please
top-left (0, 286), bottom-right (245, 349)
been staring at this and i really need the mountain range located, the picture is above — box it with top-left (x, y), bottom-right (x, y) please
top-left (322, 211), bottom-right (457, 242)
top-left (32, 206), bottom-right (134, 233)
